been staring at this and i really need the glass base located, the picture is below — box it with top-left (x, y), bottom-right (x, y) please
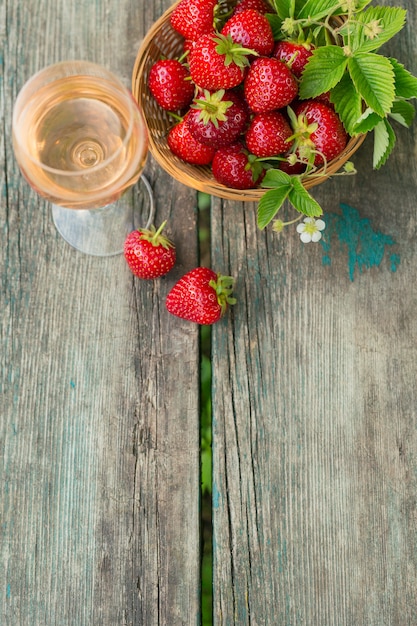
top-left (51, 176), bottom-right (155, 257)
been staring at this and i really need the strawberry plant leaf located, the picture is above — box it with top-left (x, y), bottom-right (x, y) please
top-left (373, 119), bottom-right (396, 169)
top-left (389, 58), bottom-right (417, 99)
top-left (266, 14), bottom-right (284, 39)
top-left (257, 186), bottom-right (291, 229)
top-left (258, 170), bottom-right (293, 228)
top-left (349, 0), bottom-right (373, 9)
top-left (347, 53), bottom-right (395, 118)
top-left (270, 0), bottom-right (294, 19)
top-left (353, 108), bottom-right (383, 134)
top-left (349, 7), bottom-right (406, 54)
top-left (288, 178), bottom-right (323, 217)
top-left (299, 46), bottom-right (348, 99)
top-left (389, 99), bottom-right (415, 128)
top-left (295, 0), bottom-right (342, 21)
top-left (261, 168), bottom-right (293, 188)
top-left (330, 73), bottom-right (364, 135)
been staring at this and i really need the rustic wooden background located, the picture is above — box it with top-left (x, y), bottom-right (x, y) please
top-left (2, 0), bottom-right (417, 625)
top-left (2, 0), bottom-right (201, 624)
top-left (211, 0), bottom-right (417, 623)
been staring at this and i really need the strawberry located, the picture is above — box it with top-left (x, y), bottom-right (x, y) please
top-left (170, 0), bottom-right (217, 41)
top-left (221, 9), bottom-right (274, 57)
top-left (279, 156), bottom-right (307, 175)
top-left (124, 222), bottom-right (176, 279)
top-left (273, 41), bottom-right (314, 78)
top-left (185, 89), bottom-right (249, 148)
top-left (244, 57), bottom-right (298, 112)
top-left (245, 111), bottom-right (293, 157)
top-left (167, 115), bottom-right (216, 165)
top-left (183, 39), bottom-right (196, 56)
top-left (212, 142), bottom-right (265, 189)
top-left (233, 0), bottom-right (272, 16)
top-left (313, 91), bottom-right (334, 108)
top-left (291, 100), bottom-right (348, 166)
top-left (148, 59), bottom-right (195, 111)
top-left (188, 33), bottom-right (254, 90)
top-left (166, 267), bottom-right (236, 325)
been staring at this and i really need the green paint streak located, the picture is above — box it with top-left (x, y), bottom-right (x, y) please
top-left (320, 203), bottom-right (400, 281)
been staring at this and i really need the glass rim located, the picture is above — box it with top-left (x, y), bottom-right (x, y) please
top-left (12, 60), bottom-right (143, 178)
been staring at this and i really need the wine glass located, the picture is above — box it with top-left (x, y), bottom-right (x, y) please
top-left (12, 60), bottom-right (154, 256)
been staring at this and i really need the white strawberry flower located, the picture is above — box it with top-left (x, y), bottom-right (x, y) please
top-left (296, 217), bottom-right (326, 243)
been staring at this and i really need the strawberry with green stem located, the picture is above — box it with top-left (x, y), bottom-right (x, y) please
top-left (273, 40), bottom-right (315, 78)
top-left (188, 32), bottom-right (257, 90)
top-left (212, 142), bottom-right (265, 189)
top-left (185, 88), bottom-right (249, 148)
top-left (289, 101), bottom-right (348, 168)
top-left (166, 267), bottom-right (236, 325)
top-left (124, 221), bottom-right (176, 279)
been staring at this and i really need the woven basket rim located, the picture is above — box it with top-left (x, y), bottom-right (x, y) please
top-left (132, 3), bottom-right (367, 202)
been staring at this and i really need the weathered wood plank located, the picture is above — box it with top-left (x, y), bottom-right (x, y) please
top-left (211, 1), bottom-right (417, 623)
top-left (1, 1), bottom-right (201, 624)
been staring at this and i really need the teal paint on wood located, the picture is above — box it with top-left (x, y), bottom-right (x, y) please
top-left (212, 481), bottom-right (220, 509)
top-left (320, 203), bottom-right (400, 280)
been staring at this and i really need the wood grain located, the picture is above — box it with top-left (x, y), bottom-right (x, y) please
top-left (211, 1), bottom-right (417, 623)
top-left (1, 1), bottom-right (201, 624)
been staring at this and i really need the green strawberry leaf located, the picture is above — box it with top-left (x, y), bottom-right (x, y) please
top-left (330, 73), bottom-right (364, 135)
top-left (389, 58), bottom-right (417, 99)
top-left (295, 0), bottom-right (342, 21)
top-left (347, 52), bottom-right (395, 118)
top-left (299, 46), bottom-right (348, 99)
top-left (353, 108), bottom-right (383, 134)
top-left (288, 178), bottom-right (323, 217)
top-left (261, 168), bottom-right (293, 187)
top-left (350, 7), bottom-right (406, 54)
top-left (266, 14), bottom-right (284, 39)
top-left (258, 170), bottom-right (293, 229)
top-left (257, 188), bottom-right (291, 230)
top-left (389, 99), bottom-right (416, 128)
top-left (270, 0), bottom-right (295, 19)
top-left (373, 119), bottom-right (396, 169)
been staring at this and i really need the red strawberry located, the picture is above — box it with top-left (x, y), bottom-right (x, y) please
top-left (148, 59), bottom-right (195, 111)
top-left (313, 91), bottom-right (334, 108)
top-left (212, 142), bottom-right (265, 189)
top-left (188, 33), bottom-right (254, 90)
top-left (183, 39), bottom-right (196, 56)
top-left (233, 0), bottom-right (272, 16)
top-left (166, 267), bottom-right (236, 325)
top-left (221, 9), bottom-right (274, 57)
top-left (124, 222), bottom-right (176, 279)
top-left (244, 57), bottom-right (298, 112)
top-left (279, 157), bottom-right (307, 175)
top-left (167, 115), bottom-right (216, 165)
top-left (245, 111), bottom-right (293, 157)
top-left (185, 89), bottom-right (249, 148)
top-left (273, 41), bottom-right (314, 78)
top-left (291, 100), bottom-right (348, 166)
top-left (170, 0), bottom-right (216, 41)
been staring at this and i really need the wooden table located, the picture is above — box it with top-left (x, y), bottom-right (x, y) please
top-left (2, 1), bottom-right (417, 624)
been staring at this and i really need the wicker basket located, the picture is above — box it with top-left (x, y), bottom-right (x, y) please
top-left (132, 1), bottom-right (366, 202)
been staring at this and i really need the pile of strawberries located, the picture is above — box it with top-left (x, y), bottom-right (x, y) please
top-left (147, 0), bottom-right (349, 190)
